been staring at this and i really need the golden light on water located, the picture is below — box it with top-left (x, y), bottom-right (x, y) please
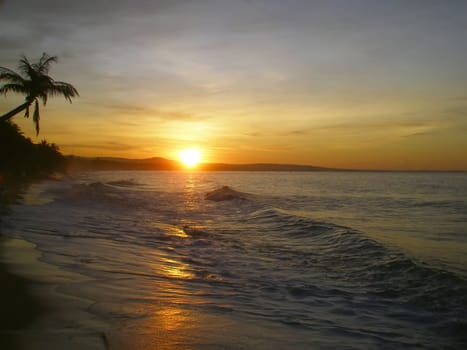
top-left (160, 257), bottom-right (194, 280)
top-left (179, 148), bottom-right (201, 168)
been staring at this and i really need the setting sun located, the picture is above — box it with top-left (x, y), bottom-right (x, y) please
top-left (179, 149), bottom-right (201, 168)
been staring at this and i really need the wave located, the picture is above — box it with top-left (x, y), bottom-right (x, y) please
top-left (106, 179), bottom-right (140, 188)
top-left (246, 203), bottom-right (467, 313)
top-left (10, 177), bottom-right (466, 347)
top-left (204, 186), bottom-right (247, 201)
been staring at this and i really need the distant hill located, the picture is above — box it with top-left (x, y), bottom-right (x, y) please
top-left (198, 162), bottom-right (332, 171)
top-left (66, 156), bottom-right (335, 172)
top-left (67, 156), bottom-right (179, 171)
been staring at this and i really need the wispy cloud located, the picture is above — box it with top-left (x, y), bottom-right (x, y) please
top-left (284, 129), bottom-right (311, 136)
top-left (2, 0), bottom-right (467, 168)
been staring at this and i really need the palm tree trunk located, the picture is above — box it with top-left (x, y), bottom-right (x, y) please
top-left (0, 101), bottom-right (30, 122)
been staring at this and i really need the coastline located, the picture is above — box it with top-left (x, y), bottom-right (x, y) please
top-left (0, 181), bottom-right (44, 349)
top-left (0, 171), bottom-right (465, 348)
top-left (0, 178), bottom-right (110, 350)
top-left (0, 239), bottom-right (46, 349)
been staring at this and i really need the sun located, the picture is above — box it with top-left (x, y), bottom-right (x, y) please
top-left (179, 148), bottom-right (202, 168)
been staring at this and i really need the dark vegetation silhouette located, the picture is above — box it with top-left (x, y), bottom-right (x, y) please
top-left (0, 53), bottom-right (72, 350)
top-left (0, 121), bottom-right (63, 348)
top-left (0, 53), bottom-right (76, 182)
top-left (0, 121), bottom-right (66, 181)
top-left (0, 53), bottom-right (78, 135)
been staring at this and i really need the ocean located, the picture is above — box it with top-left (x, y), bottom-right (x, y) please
top-left (2, 171), bottom-right (467, 349)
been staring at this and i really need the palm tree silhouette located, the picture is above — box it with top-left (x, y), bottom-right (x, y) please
top-left (0, 53), bottom-right (79, 135)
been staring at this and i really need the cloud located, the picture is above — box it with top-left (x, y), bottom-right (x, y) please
top-left (3, 0), bottom-right (467, 168)
top-left (442, 105), bottom-right (467, 119)
top-left (83, 101), bottom-right (152, 115)
top-left (452, 96), bottom-right (467, 102)
top-left (243, 131), bottom-right (262, 137)
top-left (63, 141), bottom-right (141, 151)
top-left (158, 111), bottom-right (210, 122)
top-left (4, 0), bottom-right (467, 106)
top-left (2, 0), bottom-right (186, 20)
top-left (285, 129), bottom-right (311, 136)
top-left (84, 100), bottom-right (211, 123)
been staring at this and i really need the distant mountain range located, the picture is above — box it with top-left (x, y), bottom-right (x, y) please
top-left (199, 162), bottom-right (332, 171)
top-left (67, 156), bottom-right (336, 172)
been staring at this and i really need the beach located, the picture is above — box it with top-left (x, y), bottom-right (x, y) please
top-left (0, 182), bottom-right (43, 349)
top-left (0, 238), bottom-right (44, 349)
top-left (1, 171), bottom-right (466, 349)
top-left (2, 1), bottom-right (467, 348)
top-left (0, 181), bottom-right (109, 349)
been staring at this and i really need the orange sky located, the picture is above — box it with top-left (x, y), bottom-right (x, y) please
top-left (1, 0), bottom-right (467, 170)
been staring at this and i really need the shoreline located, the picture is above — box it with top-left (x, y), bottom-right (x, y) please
top-left (0, 179), bottom-right (109, 350)
top-left (0, 238), bottom-right (46, 349)
top-left (0, 180), bottom-right (44, 349)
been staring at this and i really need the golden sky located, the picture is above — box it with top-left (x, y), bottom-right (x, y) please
top-left (1, 0), bottom-right (467, 170)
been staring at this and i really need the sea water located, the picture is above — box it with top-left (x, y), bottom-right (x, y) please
top-left (2, 171), bottom-right (467, 349)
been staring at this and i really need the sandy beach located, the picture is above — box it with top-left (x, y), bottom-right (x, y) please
top-left (0, 183), bottom-right (43, 349)
top-left (1, 171), bottom-right (464, 349)
top-left (0, 182), bottom-right (108, 350)
top-left (0, 239), bottom-right (44, 349)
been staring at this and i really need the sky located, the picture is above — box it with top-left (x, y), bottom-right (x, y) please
top-left (1, 0), bottom-right (467, 170)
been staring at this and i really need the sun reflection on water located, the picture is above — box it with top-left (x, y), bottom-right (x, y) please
top-left (105, 172), bottom-right (216, 349)
top-left (108, 302), bottom-right (200, 350)
top-left (107, 257), bottom-right (201, 349)
top-left (159, 257), bottom-right (195, 280)
top-left (183, 172), bottom-right (200, 212)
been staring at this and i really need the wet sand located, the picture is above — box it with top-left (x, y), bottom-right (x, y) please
top-left (0, 240), bottom-right (44, 349)
top-left (0, 182), bottom-right (43, 349)
top-left (0, 181), bottom-right (108, 349)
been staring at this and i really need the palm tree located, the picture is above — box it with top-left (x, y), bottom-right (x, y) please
top-left (0, 53), bottom-right (79, 135)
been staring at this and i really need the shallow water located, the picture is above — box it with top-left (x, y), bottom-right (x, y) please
top-left (2, 171), bottom-right (467, 349)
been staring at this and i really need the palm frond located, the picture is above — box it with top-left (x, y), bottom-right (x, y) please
top-left (0, 83), bottom-right (29, 96)
top-left (38, 91), bottom-right (48, 106)
top-left (48, 81), bottom-right (79, 103)
top-left (0, 67), bottom-right (26, 83)
top-left (18, 55), bottom-right (36, 79)
top-left (1, 53), bottom-right (78, 134)
top-left (34, 53), bottom-right (58, 75)
top-left (24, 104), bottom-right (30, 119)
top-left (33, 99), bottom-right (40, 135)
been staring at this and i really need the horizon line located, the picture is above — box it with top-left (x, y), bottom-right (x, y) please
top-left (66, 155), bottom-right (467, 173)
